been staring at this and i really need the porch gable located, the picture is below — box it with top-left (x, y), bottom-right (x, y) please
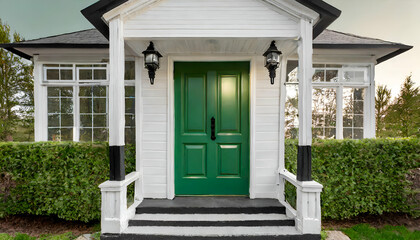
top-left (101, 0), bottom-right (320, 39)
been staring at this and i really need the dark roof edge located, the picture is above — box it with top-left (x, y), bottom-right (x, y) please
top-left (81, 0), bottom-right (129, 40)
top-left (377, 45), bottom-right (413, 64)
top-left (0, 43), bottom-right (109, 49)
top-left (2, 47), bottom-right (32, 60)
top-left (0, 43), bottom-right (110, 60)
top-left (314, 43), bottom-right (413, 64)
top-left (296, 0), bottom-right (342, 38)
top-left (313, 43), bottom-right (413, 49)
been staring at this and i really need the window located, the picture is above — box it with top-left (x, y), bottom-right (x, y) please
top-left (125, 86), bottom-right (135, 144)
top-left (283, 61), bottom-right (370, 140)
top-left (44, 64), bottom-right (73, 81)
top-left (343, 88), bottom-right (365, 139)
top-left (47, 87), bottom-right (74, 141)
top-left (312, 88), bottom-right (337, 139)
top-left (285, 61), bottom-right (299, 139)
top-left (79, 86), bottom-right (108, 142)
top-left (44, 62), bottom-right (136, 143)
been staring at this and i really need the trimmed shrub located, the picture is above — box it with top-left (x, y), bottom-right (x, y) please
top-left (285, 138), bottom-right (420, 219)
top-left (0, 139), bottom-right (418, 222)
top-left (0, 142), bottom-right (135, 222)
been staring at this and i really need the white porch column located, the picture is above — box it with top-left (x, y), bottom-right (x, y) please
top-left (296, 19), bottom-right (323, 235)
top-left (100, 16), bottom-right (130, 235)
top-left (33, 55), bottom-right (48, 141)
top-left (297, 19), bottom-right (313, 181)
top-left (108, 16), bottom-right (126, 181)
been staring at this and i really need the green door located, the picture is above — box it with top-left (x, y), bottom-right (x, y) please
top-left (175, 62), bottom-right (250, 195)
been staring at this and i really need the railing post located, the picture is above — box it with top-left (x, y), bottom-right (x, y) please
top-left (99, 181), bottom-right (128, 233)
top-left (100, 172), bottom-right (142, 234)
top-left (296, 181), bottom-right (323, 234)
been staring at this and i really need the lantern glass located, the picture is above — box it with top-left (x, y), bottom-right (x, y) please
top-left (145, 53), bottom-right (159, 65)
top-left (266, 52), bottom-right (280, 66)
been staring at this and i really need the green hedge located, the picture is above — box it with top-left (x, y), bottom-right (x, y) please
top-left (0, 139), bottom-right (418, 222)
top-left (0, 142), bottom-right (135, 222)
top-left (285, 138), bottom-right (420, 219)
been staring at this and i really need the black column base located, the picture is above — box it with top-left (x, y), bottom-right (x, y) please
top-left (109, 146), bottom-right (125, 181)
top-left (297, 145), bottom-right (312, 181)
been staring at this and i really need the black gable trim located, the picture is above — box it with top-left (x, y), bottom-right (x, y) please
top-left (296, 0), bottom-right (341, 38)
top-left (81, 0), bottom-right (129, 40)
top-left (0, 43), bottom-right (109, 60)
top-left (3, 47), bottom-right (32, 60)
top-left (377, 46), bottom-right (413, 64)
top-left (313, 43), bottom-right (413, 64)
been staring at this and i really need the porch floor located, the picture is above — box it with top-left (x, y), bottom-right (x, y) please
top-left (137, 196), bottom-right (283, 210)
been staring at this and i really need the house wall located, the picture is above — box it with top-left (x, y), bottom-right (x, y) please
top-left (139, 56), bottom-right (281, 199)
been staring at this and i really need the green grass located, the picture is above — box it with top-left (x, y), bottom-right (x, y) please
top-left (0, 233), bottom-right (76, 240)
top-left (321, 230), bottom-right (328, 240)
top-left (342, 224), bottom-right (420, 240)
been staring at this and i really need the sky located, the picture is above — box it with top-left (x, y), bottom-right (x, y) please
top-left (0, 0), bottom-right (418, 96)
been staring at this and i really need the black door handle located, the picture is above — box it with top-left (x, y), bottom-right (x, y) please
top-left (211, 117), bottom-right (216, 141)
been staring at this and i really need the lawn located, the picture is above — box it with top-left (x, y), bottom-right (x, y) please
top-left (0, 232), bottom-right (100, 240)
top-left (341, 224), bottom-right (420, 240)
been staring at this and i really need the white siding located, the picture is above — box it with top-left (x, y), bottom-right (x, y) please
top-left (124, 0), bottom-right (299, 38)
top-left (254, 56), bottom-right (281, 198)
top-left (141, 57), bottom-right (168, 198)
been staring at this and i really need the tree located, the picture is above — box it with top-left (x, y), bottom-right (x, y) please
top-left (0, 19), bottom-right (34, 141)
top-left (375, 85), bottom-right (392, 137)
top-left (383, 75), bottom-right (420, 137)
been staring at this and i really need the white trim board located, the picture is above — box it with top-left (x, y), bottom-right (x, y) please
top-left (166, 56), bottom-right (258, 199)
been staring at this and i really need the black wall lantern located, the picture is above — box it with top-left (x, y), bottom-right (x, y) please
top-left (142, 42), bottom-right (162, 85)
top-left (263, 41), bottom-right (282, 85)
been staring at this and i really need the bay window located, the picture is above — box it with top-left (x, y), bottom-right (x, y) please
top-left (284, 61), bottom-right (372, 140)
top-left (44, 62), bottom-right (135, 143)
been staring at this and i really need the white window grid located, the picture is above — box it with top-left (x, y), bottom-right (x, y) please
top-left (312, 87), bottom-right (337, 139)
top-left (343, 88), bottom-right (365, 139)
top-left (124, 85), bottom-right (136, 144)
top-left (43, 65), bottom-right (75, 83)
top-left (47, 87), bottom-right (74, 141)
top-left (42, 63), bottom-right (136, 142)
top-left (76, 66), bottom-right (108, 83)
top-left (79, 85), bottom-right (109, 142)
top-left (284, 63), bottom-right (370, 140)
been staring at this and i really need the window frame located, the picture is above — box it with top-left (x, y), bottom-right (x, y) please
top-left (284, 61), bottom-right (373, 140)
top-left (42, 62), bottom-right (136, 142)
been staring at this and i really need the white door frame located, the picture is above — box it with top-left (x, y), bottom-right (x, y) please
top-left (166, 55), bottom-right (258, 199)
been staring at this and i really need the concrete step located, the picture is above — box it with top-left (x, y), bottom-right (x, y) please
top-left (102, 233), bottom-right (321, 240)
top-left (101, 197), bottom-right (320, 240)
top-left (135, 197), bottom-right (286, 214)
top-left (129, 213), bottom-right (295, 226)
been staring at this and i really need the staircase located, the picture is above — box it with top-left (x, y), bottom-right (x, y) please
top-left (101, 197), bottom-right (321, 240)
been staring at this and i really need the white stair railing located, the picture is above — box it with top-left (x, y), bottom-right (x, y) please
top-left (99, 171), bottom-right (143, 234)
top-left (278, 169), bottom-right (323, 234)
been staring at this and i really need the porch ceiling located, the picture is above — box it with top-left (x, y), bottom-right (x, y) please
top-left (125, 38), bottom-right (297, 56)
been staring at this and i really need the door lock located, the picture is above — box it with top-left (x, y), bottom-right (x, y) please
top-left (211, 117), bottom-right (216, 140)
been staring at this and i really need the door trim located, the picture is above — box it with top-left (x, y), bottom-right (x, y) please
top-left (167, 56), bottom-right (258, 199)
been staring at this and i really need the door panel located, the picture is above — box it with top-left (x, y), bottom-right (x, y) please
top-left (184, 74), bottom-right (207, 133)
top-left (183, 144), bottom-right (207, 178)
top-left (175, 62), bottom-right (249, 195)
top-left (219, 75), bottom-right (241, 133)
top-left (217, 144), bottom-right (241, 177)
